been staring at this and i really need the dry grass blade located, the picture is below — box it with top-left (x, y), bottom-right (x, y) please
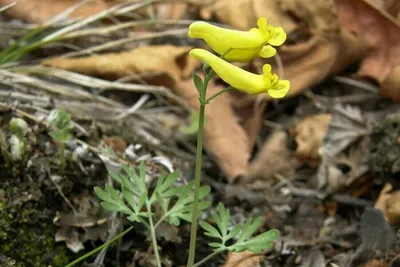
top-left (60, 28), bottom-right (188, 58)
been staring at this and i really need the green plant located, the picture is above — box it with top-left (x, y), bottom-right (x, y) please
top-left (67, 16), bottom-right (288, 267)
top-left (68, 162), bottom-right (278, 267)
top-left (68, 162), bottom-right (210, 267)
top-left (47, 109), bottom-right (73, 174)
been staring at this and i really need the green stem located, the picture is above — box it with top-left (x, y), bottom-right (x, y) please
top-left (154, 214), bottom-right (168, 229)
top-left (187, 101), bottom-right (206, 267)
top-left (193, 248), bottom-right (225, 267)
top-left (187, 72), bottom-right (213, 267)
top-left (187, 48), bottom-right (232, 267)
top-left (206, 86), bottom-right (233, 103)
top-left (147, 201), bottom-right (162, 267)
top-left (64, 226), bottom-right (134, 267)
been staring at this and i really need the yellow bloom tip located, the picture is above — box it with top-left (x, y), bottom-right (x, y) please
top-left (189, 48), bottom-right (205, 60)
top-left (188, 21), bottom-right (209, 38)
top-left (268, 80), bottom-right (290, 98)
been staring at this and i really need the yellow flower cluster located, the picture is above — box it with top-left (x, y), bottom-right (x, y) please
top-left (188, 17), bottom-right (290, 98)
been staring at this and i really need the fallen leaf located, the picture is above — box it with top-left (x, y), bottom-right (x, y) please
top-left (322, 104), bottom-right (370, 159)
top-left (362, 259), bottom-right (391, 267)
top-left (155, 221), bottom-right (182, 243)
top-left (253, 30), bottom-right (368, 99)
top-left (213, 0), bottom-right (296, 33)
top-left (375, 183), bottom-right (400, 225)
top-left (381, 65), bottom-right (400, 101)
top-left (299, 247), bottom-right (326, 267)
top-left (103, 136), bottom-right (127, 154)
top-left (223, 251), bottom-right (263, 267)
top-left (174, 78), bottom-right (250, 182)
top-left (156, 2), bottom-right (187, 20)
top-left (383, 0), bottom-right (400, 21)
top-left (335, 0), bottom-right (400, 84)
top-left (244, 130), bottom-right (294, 184)
top-left (43, 45), bottom-right (199, 88)
top-left (386, 191), bottom-right (400, 225)
top-left (293, 113), bottom-right (332, 166)
top-left (234, 99), bottom-right (267, 150)
top-left (53, 194), bottom-right (110, 252)
top-left (389, 254), bottom-right (400, 267)
top-left (0, 0), bottom-right (119, 23)
top-left (360, 208), bottom-right (397, 252)
top-left (55, 226), bottom-right (84, 253)
top-left (280, 0), bottom-right (339, 36)
top-left (315, 105), bottom-right (370, 191)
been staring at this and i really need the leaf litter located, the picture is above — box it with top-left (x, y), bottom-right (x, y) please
top-left (1, 0), bottom-right (400, 266)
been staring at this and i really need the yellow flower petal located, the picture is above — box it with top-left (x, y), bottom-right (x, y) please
top-left (189, 49), bottom-right (290, 97)
top-left (268, 27), bottom-right (286, 46)
top-left (188, 17), bottom-right (287, 62)
top-left (268, 80), bottom-right (290, 98)
top-left (259, 45), bottom-right (277, 58)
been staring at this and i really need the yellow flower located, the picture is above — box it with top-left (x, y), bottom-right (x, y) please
top-left (188, 17), bottom-right (286, 63)
top-left (189, 49), bottom-right (290, 98)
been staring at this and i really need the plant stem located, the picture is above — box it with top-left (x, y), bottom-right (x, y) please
top-left (206, 86), bottom-right (233, 103)
top-left (147, 201), bottom-right (162, 267)
top-left (187, 71), bottom-right (212, 267)
top-left (187, 48), bottom-right (232, 267)
top-left (187, 102), bottom-right (206, 267)
top-left (193, 248), bottom-right (225, 267)
top-left (64, 226), bottom-right (134, 267)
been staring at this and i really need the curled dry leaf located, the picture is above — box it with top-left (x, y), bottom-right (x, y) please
top-left (0, 0), bottom-right (120, 23)
top-left (198, 0), bottom-right (370, 101)
top-left (254, 29), bottom-right (368, 99)
top-left (174, 78), bottom-right (250, 182)
top-left (375, 183), bottom-right (400, 225)
top-left (156, 2), bottom-right (188, 20)
top-left (322, 104), bottom-right (371, 159)
top-left (280, 0), bottom-right (339, 36)
top-left (213, 0), bottom-right (297, 32)
top-left (55, 226), bottom-right (84, 253)
top-left (223, 251), bottom-right (263, 267)
top-left (43, 45), bottom-right (199, 88)
top-left (316, 105), bottom-right (370, 191)
top-left (293, 114), bottom-right (332, 166)
top-left (335, 0), bottom-right (400, 101)
top-left (244, 130), bottom-right (295, 184)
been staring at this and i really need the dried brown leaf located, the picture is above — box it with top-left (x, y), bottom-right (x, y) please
top-left (375, 183), bottom-right (400, 225)
top-left (383, 0), bottom-right (400, 20)
top-left (0, 0), bottom-right (118, 23)
top-left (362, 259), bottom-right (391, 267)
top-left (253, 31), bottom-right (368, 99)
top-left (280, 0), bottom-right (339, 36)
top-left (335, 0), bottom-right (400, 83)
top-left (55, 226), bottom-right (85, 253)
top-left (293, 113), bottom-right (332, 166)
top-left (174, 78), bottom-right (250, 182)
top-left (234, 99), bottom-right (267, 149)
top-left (43, 45), bottom-right (199, 87)
top-left (244, 130), bottom-right (294, 184)
top-left (223, 251), bottom-right (263, 267)
top-left (381, 65), bottom-right (400, 101)
top-left (156, 2), bottom-right (187, 20)
top-left (213, 0), bottom-right (297, 32)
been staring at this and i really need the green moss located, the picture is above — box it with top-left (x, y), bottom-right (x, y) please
top-left (0, 182), bottom-right (70, 267)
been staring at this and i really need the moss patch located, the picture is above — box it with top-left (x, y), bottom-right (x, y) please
top-left (0, 171), bottom-right (71, 267)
